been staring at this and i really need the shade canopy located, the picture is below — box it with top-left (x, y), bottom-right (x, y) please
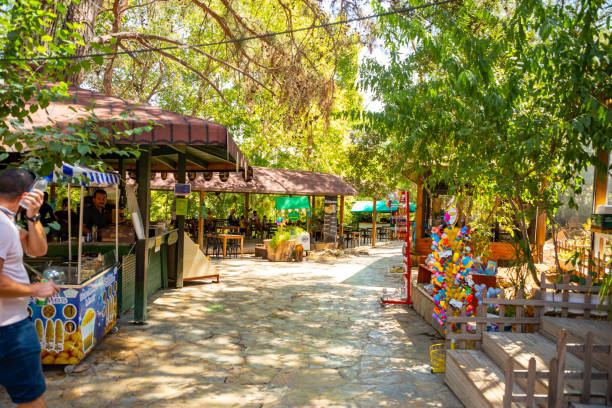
top-left (275, 196), bottom-right (311, 211)
top-left (351, 200), bottom-right (416, 213)
top-left (58, 163), bottom-right (120, 186)
top-left (15, 86), bottom-right (248, 173)
top-left (136, 166), bottom-right (356, 196)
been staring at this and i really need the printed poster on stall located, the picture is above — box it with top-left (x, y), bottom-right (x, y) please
top-left (29, 266), bottom-right (118, 365)
top-left (396, 191), bottom-right (409, 240)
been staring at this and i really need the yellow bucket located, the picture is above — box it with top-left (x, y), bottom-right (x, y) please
top-left (430, 343), bottom-right (445, 373)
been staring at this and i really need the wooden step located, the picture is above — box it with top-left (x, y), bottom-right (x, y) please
top-left (483, 332), bottom-right (606, 396)
top-left (445, 349), bottom-right (524, 408)
top-left (541, 316), bottom-right (612, 371)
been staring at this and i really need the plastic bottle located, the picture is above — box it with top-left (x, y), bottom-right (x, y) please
top-left (35, 279), bottom-right (49, 306)
top-left (19, 178), bottom-right (48, 210)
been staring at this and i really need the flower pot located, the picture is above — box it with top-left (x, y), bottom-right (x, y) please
top-left (264, 239), bottom-right (296, 262)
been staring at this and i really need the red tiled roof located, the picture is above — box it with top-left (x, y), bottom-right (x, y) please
top-left (16, 86), bottom-right (247, 170)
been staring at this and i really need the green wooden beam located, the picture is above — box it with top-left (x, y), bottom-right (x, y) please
top-left (134, 146), bottom-right (152, 323)
top-left (175, 152), bottom-right (186, 288)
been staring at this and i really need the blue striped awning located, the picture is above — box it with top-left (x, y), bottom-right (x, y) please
top-left (59, 163), bottom-right (120, 186)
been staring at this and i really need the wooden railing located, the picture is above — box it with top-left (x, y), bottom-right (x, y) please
top-left (446, 272), bottom-right (610, 349)
top-left (558, 239), bottom-right (610, 280)
top-left (503, 329), bottom-right (612, 408)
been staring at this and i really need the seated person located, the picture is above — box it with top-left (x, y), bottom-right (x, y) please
top-left (251, 211), bottom-right (261, 236)
top-left (205, 213), bottom-right (215, 233)
top-left (227, 209), bottom-right (238, 226)
top-left (83, 189), bottom-right (109, 234)
top-left (239, 215), bottom-right (247, 235)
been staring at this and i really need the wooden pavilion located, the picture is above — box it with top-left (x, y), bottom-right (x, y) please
top-left (9, 86), bottom-right (356, 322)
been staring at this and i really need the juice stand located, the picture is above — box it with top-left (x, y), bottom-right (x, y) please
top-left (27, 164), bottom-right (121, 373)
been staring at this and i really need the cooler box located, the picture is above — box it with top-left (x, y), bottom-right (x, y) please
top-left (297, 232), bottom-right (310, 251)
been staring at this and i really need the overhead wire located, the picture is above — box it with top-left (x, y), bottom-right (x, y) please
top-left (1, 0), bottom-right (459, 63)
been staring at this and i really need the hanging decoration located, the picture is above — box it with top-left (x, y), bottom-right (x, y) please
top-left (429, 215), bottom-right (474, 332)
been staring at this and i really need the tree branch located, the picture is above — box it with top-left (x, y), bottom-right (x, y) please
top-left (134, 39), bottom-right (229, 105)
top-left (93, 31), bottom-right (275, 94)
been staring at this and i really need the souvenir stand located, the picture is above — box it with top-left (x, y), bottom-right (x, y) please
top-left (381, 191), bottom-right (412, 305)
top-left (28, 164), bottom-right (120, 373)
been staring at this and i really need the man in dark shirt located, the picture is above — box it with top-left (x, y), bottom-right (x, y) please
top-left (83, 189), bottom-right (109, 234)
top-left (39, 192), bottom-right (55, 227)
top-left (227, 209), bottom-right (238, 226)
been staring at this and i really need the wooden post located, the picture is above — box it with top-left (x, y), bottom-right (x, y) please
top-left (593, 150), bottom-right (609, 214)
top-left (592, 150), bottom-right (610, 255)
top-left (339, 195), bottom-right (345, 237)
top-left (245, 193), bottom-right (250, 236)
top-left (372, 198), bottom-right (377, 247)
top-left (415, 182), bottom-right (423, 240)
top-left (134, 146), bottom-right (152, 323)
top-left (503, 357), bottom-right (514, 408)
top-left (198, 191), bottom-right (205, 249)
top-left (175, 152), bottom-right (186, 289)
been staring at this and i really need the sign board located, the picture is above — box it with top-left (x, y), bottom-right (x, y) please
top-left (447, 206), bottom-right (458, 225)
top-left (30, 266), bottom-right (118, 365)
top-left (174, 183), bottom-right (191, 196)
top-left (396, 191), bottom-right (409, 240)
top-left (167, 231), bottom-right (178, 245)
top-left (155, 236), bottom-right (162, 252)
top-left (175, 198), bottom-right (188, 216)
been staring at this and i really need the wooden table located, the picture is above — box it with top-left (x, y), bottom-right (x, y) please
top-left (344, 231), bottom-right (360, 248)
top-left (217, 225), bottom-right (240, 234)
top-left (206, 234), bottom-right (244, 258)
top-left (220, 234), bottom-right (243, 258)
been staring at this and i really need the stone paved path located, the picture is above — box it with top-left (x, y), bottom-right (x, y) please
top-left (1, 243), bottom-right (462, 407)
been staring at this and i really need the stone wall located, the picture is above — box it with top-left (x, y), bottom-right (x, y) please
top-left (323, 195), bottom-right (338, 243)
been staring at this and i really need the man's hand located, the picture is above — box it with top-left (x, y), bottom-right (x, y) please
top-left (30, 281), bottom-right (60, 299)
top-left (22, 190), bottom-right (44, 218)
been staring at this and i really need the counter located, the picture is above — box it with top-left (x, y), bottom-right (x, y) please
top-left (29, 264), bottom-right (118, 367)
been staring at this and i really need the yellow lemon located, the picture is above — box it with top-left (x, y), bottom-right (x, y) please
top-left (58, 352), bottom-right (70, 360)
top-left (42, 355), bottom-right (55, 364)
top-left (67, 357), bottom-right (79, 365)
top-left (55, 357), bottom-right (69, 365)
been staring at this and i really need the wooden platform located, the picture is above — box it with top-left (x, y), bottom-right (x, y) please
top-left (446, 349), bottom-right (524, 408)
top-left (482, 332), bottom-right (605, 395)
top-left (410, 282), bottom-right (445, 337)
top-left (444, 317), bottom-right (612, 407)
top-left (541, 316), bottom-right (612, 371)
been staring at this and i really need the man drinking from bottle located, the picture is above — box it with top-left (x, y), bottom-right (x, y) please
top-left (0, 168), bottom-right (60, 408)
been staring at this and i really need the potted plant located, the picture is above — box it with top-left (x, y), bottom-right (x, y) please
top-left (264, 219), bottom-right (305, 262)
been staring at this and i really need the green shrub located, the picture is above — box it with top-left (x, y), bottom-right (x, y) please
top-left (269, 226), bottom-right (306, 249)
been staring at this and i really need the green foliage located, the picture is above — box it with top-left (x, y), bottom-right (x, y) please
top-left (270, 226), bottom-right (305, 249)
top-left (83, 0), bottom-right (364, 178)
top-left (0, 0), bottom-right (147, 175)
top-left (359, 0), bottom-right (611, 284)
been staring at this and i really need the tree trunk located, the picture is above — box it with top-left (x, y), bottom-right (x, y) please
top-left (510, 193), bottom-right (540, 287)
top-left (63, 0), bottom-right (104, 85)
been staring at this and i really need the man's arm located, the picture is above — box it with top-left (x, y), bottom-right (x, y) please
top-left (19, 190), bottom-right (47, 257)
top-left (0, 259), bottom-right (59, 298)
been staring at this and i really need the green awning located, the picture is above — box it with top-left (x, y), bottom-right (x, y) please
top-left (350, 200), bottom-right (416, 213)
top-left (275, 196), bottom-right (311, 211)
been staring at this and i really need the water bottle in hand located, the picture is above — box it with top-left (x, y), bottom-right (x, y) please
top-left (19, 178), bottom-right (48, 210)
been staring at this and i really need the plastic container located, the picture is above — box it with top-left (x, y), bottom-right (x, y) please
top-left (430, 343), bottom-right (445, 373)
top-left (19, 178), bottom-right (48, 210)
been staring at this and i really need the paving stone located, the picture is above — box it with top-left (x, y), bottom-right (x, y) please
top-left (0, 244), bottom-right (462, 408)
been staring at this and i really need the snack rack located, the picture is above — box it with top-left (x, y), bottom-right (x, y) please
top-left (28, 164), bottom-right (120, 372)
